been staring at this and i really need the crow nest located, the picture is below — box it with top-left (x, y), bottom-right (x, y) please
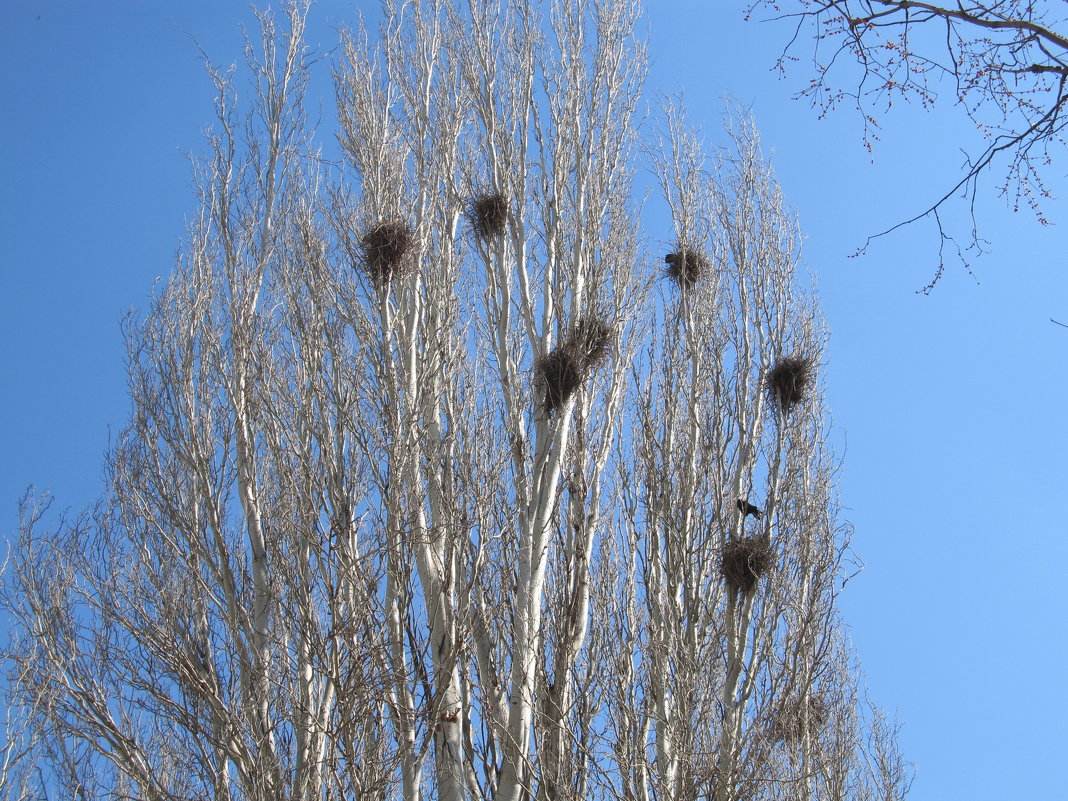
top-left (535, 316), bottom-right (615, 415)
top-left (359, 220), bottom-right (414, 287)
top-left (468, 192), bottom-right (509, 240)
top-left (770, 695), bottom-right (829, 744)
top-left (720, 535), bottom-right (773, 593)
top-left (535, 347), bottom-right (583, 416)
top-left (567, 316), bottom-right (614, 371)
top-left (766, 355), bottom-right (814, 410)
top-left (664, 247), bottom-right (707, 290)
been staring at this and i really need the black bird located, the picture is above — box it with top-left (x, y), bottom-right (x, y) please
top-left (736, 498), bottom-right (763, 520)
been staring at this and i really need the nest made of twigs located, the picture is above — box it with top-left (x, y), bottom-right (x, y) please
top-left (720, 535), bottom-right (773, 592)
top-left (534, 316), bottom-right (615, 415)
top-left (535, 347), bottom-right (584, 415)
top-left (766, 355), bottom-right (814, 410)
top-left (359, 220), bottom-right (414, 286)
top-left (568, 316), bottom-right (614, 370)
top-left (664, 248), bottom-right (706, 289)
top-left (771, 695), bottom-right (828, 744)
top-left (468, 192), bottom-right (509, 240)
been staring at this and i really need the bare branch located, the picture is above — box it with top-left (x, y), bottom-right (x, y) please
top-left (750, 0), bottom-right (1068, 286)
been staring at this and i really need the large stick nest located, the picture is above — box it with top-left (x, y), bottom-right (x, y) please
top-left (771, 695), bottom-right (828, 744)
top-left (664, 248), bottom-right (707, 289)
top-left (535, 316), bottom-right (615, 415)
top-left (468, 192), bottom-right (509, 240)
top-left (359, 220), bottom-right (414, 286)
top-left (720, 535), bottom-right (773, 592)
top-left (766, 355), bottom-right (814, 410)
top-left (568, 316), bottom-right (614, 370)
top-left (535, 347), bottom-right (584, 415)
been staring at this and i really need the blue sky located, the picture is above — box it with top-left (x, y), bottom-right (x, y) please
top-left (2, 1), bottom-right (1065, 798)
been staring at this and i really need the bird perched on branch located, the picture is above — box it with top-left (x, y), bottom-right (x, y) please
top-left (736, 498), bottom-right (763, 519)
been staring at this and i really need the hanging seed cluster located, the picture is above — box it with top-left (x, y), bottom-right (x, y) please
top-left (535, 316), bottom-right (615, 415)
top-left (468, 192), bottom-right (509, 240)
top-left (766, 356), bottom-right (814, 410)
top-left (664, 248), bottom-right (706, 289)
top-left (359, 220), bottom-right (414, 286)
top-left (720, 535), bottom-right (773, 592)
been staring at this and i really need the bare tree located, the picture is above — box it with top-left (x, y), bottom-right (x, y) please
top-left (1, 1), bottom-right (907, 800)
top-left (749, 0), bottom-right (1068, 287)
top-left (0, 646), bottom-right (36, 801)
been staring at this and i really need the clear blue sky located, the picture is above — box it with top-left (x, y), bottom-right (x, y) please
top-left (2, 2), bottom-right (1065, 798)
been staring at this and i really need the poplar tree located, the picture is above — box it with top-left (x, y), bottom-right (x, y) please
top-left (2, 2), bottom-right (908, 799)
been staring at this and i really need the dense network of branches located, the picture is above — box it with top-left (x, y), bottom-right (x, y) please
top-left (0, 2), bottom-right (910, 800)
